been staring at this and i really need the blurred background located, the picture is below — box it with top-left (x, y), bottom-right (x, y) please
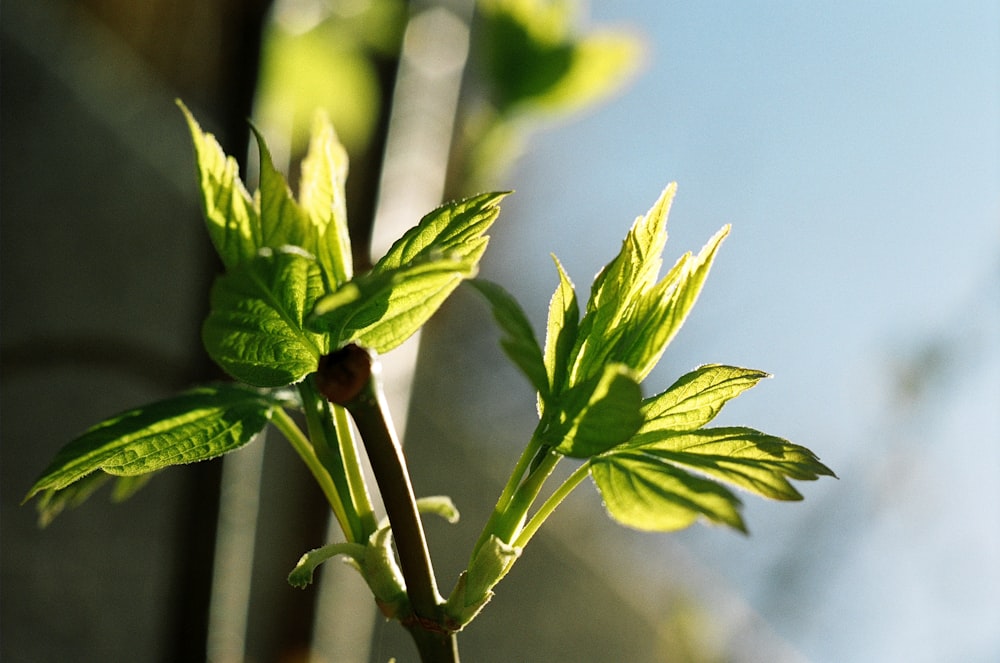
top-left (2, 1), bottom-right (997, 662)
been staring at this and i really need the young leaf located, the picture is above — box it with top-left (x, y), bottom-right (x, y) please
top-left (203, 247), bottom-right (329, 387)
top-left (311, 255), bottom-right (479, 353)
top-left (621, 427), bottom-right (836, 502)
top-left (374, 192), bottom-right (508, 271)
top-left (542, 255), bottom-right (579, 404)
top-left (546, 363), bottom-right (643, 458)
top-left (622, 224), bottom-right (729, 379)
top-left (298, 111), bottom-right (352, 285)
top-left (590, 451), bottom-right (746, 532)
top-left (569, 184), bottom-right (676, 384)
top-left (25, 384), bottom-right (278, 523)
top-left (641, 364), bottom-right (770, 432)
top-left (468, 278), bottom-right (548, 398)
top-left (178, 101), bottom-right (261, 268)
top-left (253, 124), bottom-right (312, 255)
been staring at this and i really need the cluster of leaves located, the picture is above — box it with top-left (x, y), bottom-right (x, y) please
top-left (443, 185), bottom-right (834, 626)
top-left (24, 103), bottom-right (832, 640)
top-left (22, 103), bottom-right (503, 534)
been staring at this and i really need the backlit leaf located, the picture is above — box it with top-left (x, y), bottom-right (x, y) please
top-left (542, 255), bottom-right (578, 404)
top-left (375, 192), bottom-right (508, 270)
top-left (298, 112), bottom-right (353, 285)
top-left (25, 384), bottom-right (278, 523)
top-left (468, 278), bottom-right (548, 398)
top-left (203, 247), bottom-right (328, 386)
top-left (590, 451), bottom-right (745, 532)
top-left (622, 427), bottom-right (836, 501)
top-left (179, 101), bottom-right (261, 268)
top-left (547, 363), bottom-right (643, 458)
top-left (311, 255), bottom-right (478, 353)
top-left (641, 364), bottom-right (770, 432)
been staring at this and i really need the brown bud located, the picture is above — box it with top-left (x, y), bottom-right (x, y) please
top-left (315, 344), bottom-right (372, 404)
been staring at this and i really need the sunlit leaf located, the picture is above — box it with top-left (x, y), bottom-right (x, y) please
top-left (25, 384), bottom-right (278, 524)
top-left (298, 111), bottom-right (353, 285)
top-left (570, 184), bottom-right (676, 383)
top-left (252, 125), bottom-right (311, 254)
top-left (203, 247), bottom-right (328, 387)
top-left (622, 427), bottom-right (836, 501)
top-left (468, 278), bottom-right (548, 398)
top-left (542, 254), bottom-right (578, 405)
top-left (590, 451), bottom-right (746, 532)
top-left (311, 255), bottom-right (478, 353)
top-left (641, 364), bottom-right (770, 432)
top-left (375, 192), bottom-right (508, 271)
top-left (547, 363), bottom-right (643, 457)
top-left (178, 101), bottom-right (261, 268)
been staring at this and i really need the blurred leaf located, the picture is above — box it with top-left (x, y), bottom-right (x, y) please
top-left (546, 363), bottom-right (643, 458)
top-left (203, 247), bottom-right (328, 386)
top-left (477, 0), bottom-right (642, 115)
top-left (25, 385), bottom-right (278, 524)
top-left (469, 279), bottom-right (549, 398)
top-left (641, 364), bottom-right (770, 432)
top-left (255, 3), bottom-right (407, 154)
top-left (179, 101), bottom-right (261, 268)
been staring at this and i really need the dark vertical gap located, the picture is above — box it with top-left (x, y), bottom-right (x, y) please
top-left (161, 2), bottom-right (274, 662)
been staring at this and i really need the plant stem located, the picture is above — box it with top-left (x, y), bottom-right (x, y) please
top-left (493, 450), bottom-right (561, 545)
top-left (299, 380), bottom-right (370, 543)
top-left (317, 344), bottom-right (458, 662)
top-left (271, 408), bottom-right (354, 540)
top-left (513, 461), bottom-right (591, 549)
top-left (470, 428), bottom-right (544, 559)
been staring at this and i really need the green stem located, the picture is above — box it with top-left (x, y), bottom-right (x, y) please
top-left (470, 428), bottom-right (544, 559)
top-left (332, 402), bottom-right (379, 537)
top-left (493, 450), bottom-right (561, 545)
top-left (513, 461), bottom-right (591, 550)
top-left (299, 380), bottom-right (368, 542)
top-left (271, 407), bottom-right (354, 540)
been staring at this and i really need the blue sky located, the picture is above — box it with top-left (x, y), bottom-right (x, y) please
top-left (483, 2), bottom-right (999, 661)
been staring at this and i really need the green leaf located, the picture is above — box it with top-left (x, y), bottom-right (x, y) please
top-left (298, 111), bottom-right (353, 285)
top-left (620, 224), bottom-right (729, 379)
top-left (622, 427), bottom-right (836, 502)
top-left (570, 184), bottom-right (676, 384)
top-left (253, 124), bottom-right (312, 255)
top-left (546, 363), bottom-right (643, 458)
top-left (310, 192), bottom-right (508, 353)
top-left (375, 192), bottom-right (508, 271)
top-left (570, 187), bottom-right (730, 384)
top-left (542, 255), bottom-right (579, 405)
top-left (203, 247), bottom-right (329, 386)
top-left (311, 255), bottom-right (478, 353)
top-left (25, 384), bottom-right (278, 523)
top-left (178, 100), bottom-right (261, 268)
top-left (590, 451), bottom-right (746, 532)
top-left (468, 278), bottom-right (548, 398)
top-left (477, 0), bottom-right (641, 115)
top-left (252, 118), bottom-right (354, 288)
top-left (641, 365), bottom-right (770, 432)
